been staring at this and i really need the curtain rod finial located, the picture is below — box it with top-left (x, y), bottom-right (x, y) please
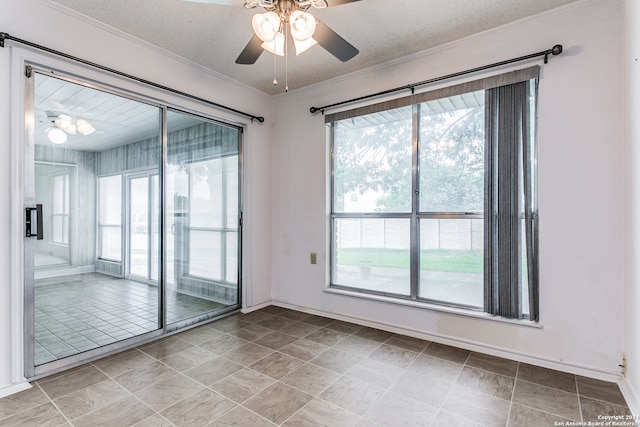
top-left (544, 44), bottom-right (562, 64)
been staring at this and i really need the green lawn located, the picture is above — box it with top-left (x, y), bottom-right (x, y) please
top-left (336, 248), bottom-right (483, 274)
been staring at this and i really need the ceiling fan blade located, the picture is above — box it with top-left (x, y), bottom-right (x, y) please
top-left (179, 0), bottom-right (244, 5)
top-left (325, 0), bottom-right (363, 6)
top-left (314, 20), bottom-right (359, 62)
top-left (236, 34), bottom-right (264, 64)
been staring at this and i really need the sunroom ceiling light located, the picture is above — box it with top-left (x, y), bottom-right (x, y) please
top-left (54, 114), bottom-right (76, 134)
top-left (75, 119), bottom-right (96, 136)
top-left (47, 127), bottom-right (67, 144)
top-left (46, 111), bottom-right (96, 143)
top-left (53, 114), bottom-right (96, 136)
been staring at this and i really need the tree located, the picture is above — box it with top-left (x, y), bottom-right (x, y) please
top-left (333, 103), bottom-right (485, 213)
top-left (333, 109), bottom-right (413, 212)
top-left (419, 106), bottom-right (484, 212)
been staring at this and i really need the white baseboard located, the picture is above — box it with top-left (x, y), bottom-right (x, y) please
top-left (619, 378), bottom-right (640, 415)
top-left (35, 264), bottom-right (95, 280)
top-left (241, 300), bottom-right (271, 314)
top-left (0, 381), bottom-right (31, 399)
top-left (272, 300), bottom-right (622, 383)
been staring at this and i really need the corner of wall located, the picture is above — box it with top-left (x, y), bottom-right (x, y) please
top-left (620, 377), bottom-right (640, 416)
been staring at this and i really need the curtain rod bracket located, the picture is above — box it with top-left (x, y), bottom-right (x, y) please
top-left (0, 32), bottom-right (6, 48)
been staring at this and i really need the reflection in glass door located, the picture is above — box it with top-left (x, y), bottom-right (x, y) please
top-left (26, 69), bottom-right (242, 378)
top-left (165, 109), bottom-right (241, 325)
top-left (130, 176), bottom-right (149, 278)
top-left (28, 71), bottom-right (162, 373)
top-left (34, 162), bottom-right (74, 269)
top-left (128, 173), bottom-right (160, 282)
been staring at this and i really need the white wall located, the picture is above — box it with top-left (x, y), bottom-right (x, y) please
top-left (271, 0), bottom-right (626, 379)
top-left (623, 0), bottom-right (640, 414)
top-left (0, 0), bottom-right (273, 396)
top-left (0, 0), bottom-right (631, 401)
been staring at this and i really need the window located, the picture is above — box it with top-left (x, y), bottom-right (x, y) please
top-left (186, 155), bottom-right (238, 284)
top-left (98, 175), bottom-right (123, 262)
top-left (51, 173), bottom-right (70, 245)
top-left (330, 68), bottom-right (539, 320)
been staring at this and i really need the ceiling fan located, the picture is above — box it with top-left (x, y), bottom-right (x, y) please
top-left (181, 0), bottom-right (361, 65)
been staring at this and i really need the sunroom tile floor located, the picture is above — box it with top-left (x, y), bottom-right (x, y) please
top-left (34, 273), bottom-right (224, 365)
top-left (1, 305), bottom-right (633, 426)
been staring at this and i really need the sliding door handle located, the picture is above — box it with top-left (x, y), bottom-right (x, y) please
top-left (25, 204), bottom-right (43, 240)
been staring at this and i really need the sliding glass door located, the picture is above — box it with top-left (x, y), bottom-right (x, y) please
top-left (165, 110), bottom-right (241, 325)
top-left (25, 69), bottom-right (242, 377)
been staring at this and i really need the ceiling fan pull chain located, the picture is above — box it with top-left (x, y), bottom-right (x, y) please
top-left (285, 22), bottom-right (289, 92)
top-left (273, 50), bottom-right (278, 86)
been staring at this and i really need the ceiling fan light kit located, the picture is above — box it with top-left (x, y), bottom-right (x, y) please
top-left (182, 0), bottom-right (361, 91)
top-left (262, 31), bottom-right (285, 55)
top-left (290, 10), bottom-right (316, 42)
top-left (249, 0), bottom-right (326, 63)
top-left (251, 11), bottom-right (280, 42)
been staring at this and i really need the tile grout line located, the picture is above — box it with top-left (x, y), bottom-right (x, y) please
top-left (420, 342), bottom-right (461, 419)
top-left (576, 374), bottom-right (585, 423)
top-left (34, 381), bottom-right (73, 426)
top-left (512, 376), bottom-right (589, 422)
top-left (86, 354), bottom-right (183, 426)
top-left (235, 400), bottom-right (280, 426)
top-left (206, 341), bottom-right (312, 425)
top-left (247, 320), bottom-right (388, 425)
top-left (505, 361), bottom-right (521, 427)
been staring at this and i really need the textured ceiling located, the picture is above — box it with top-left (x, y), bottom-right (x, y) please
top-left (49, 0), bottom-right (578, 95)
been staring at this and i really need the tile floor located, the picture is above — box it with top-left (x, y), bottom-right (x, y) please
top-left (2, 305), bottom-right (634, 426)
top-left (35, 273), bottom-right (225, 365)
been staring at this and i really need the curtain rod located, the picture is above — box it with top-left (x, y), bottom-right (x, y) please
top-left (0, 32), bottom-right (265, 123)
top-left (309, 44), bottom-right (563, 115)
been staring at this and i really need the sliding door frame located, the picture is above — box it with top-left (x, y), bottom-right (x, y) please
top-left (16, 50), bottom-right (245, 380)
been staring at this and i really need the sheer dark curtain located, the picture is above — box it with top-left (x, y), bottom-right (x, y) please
top-left (484, 80), bottom-right (539, 320)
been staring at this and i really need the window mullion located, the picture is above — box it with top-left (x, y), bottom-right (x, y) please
top-left (410, 104), bottom-right (420, 300)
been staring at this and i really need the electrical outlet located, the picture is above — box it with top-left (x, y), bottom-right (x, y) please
top-left (310, 252), bottom-right (317, 264)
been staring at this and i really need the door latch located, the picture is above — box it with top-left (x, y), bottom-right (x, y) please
top-left (25, 204), bottom-right (43, 240)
